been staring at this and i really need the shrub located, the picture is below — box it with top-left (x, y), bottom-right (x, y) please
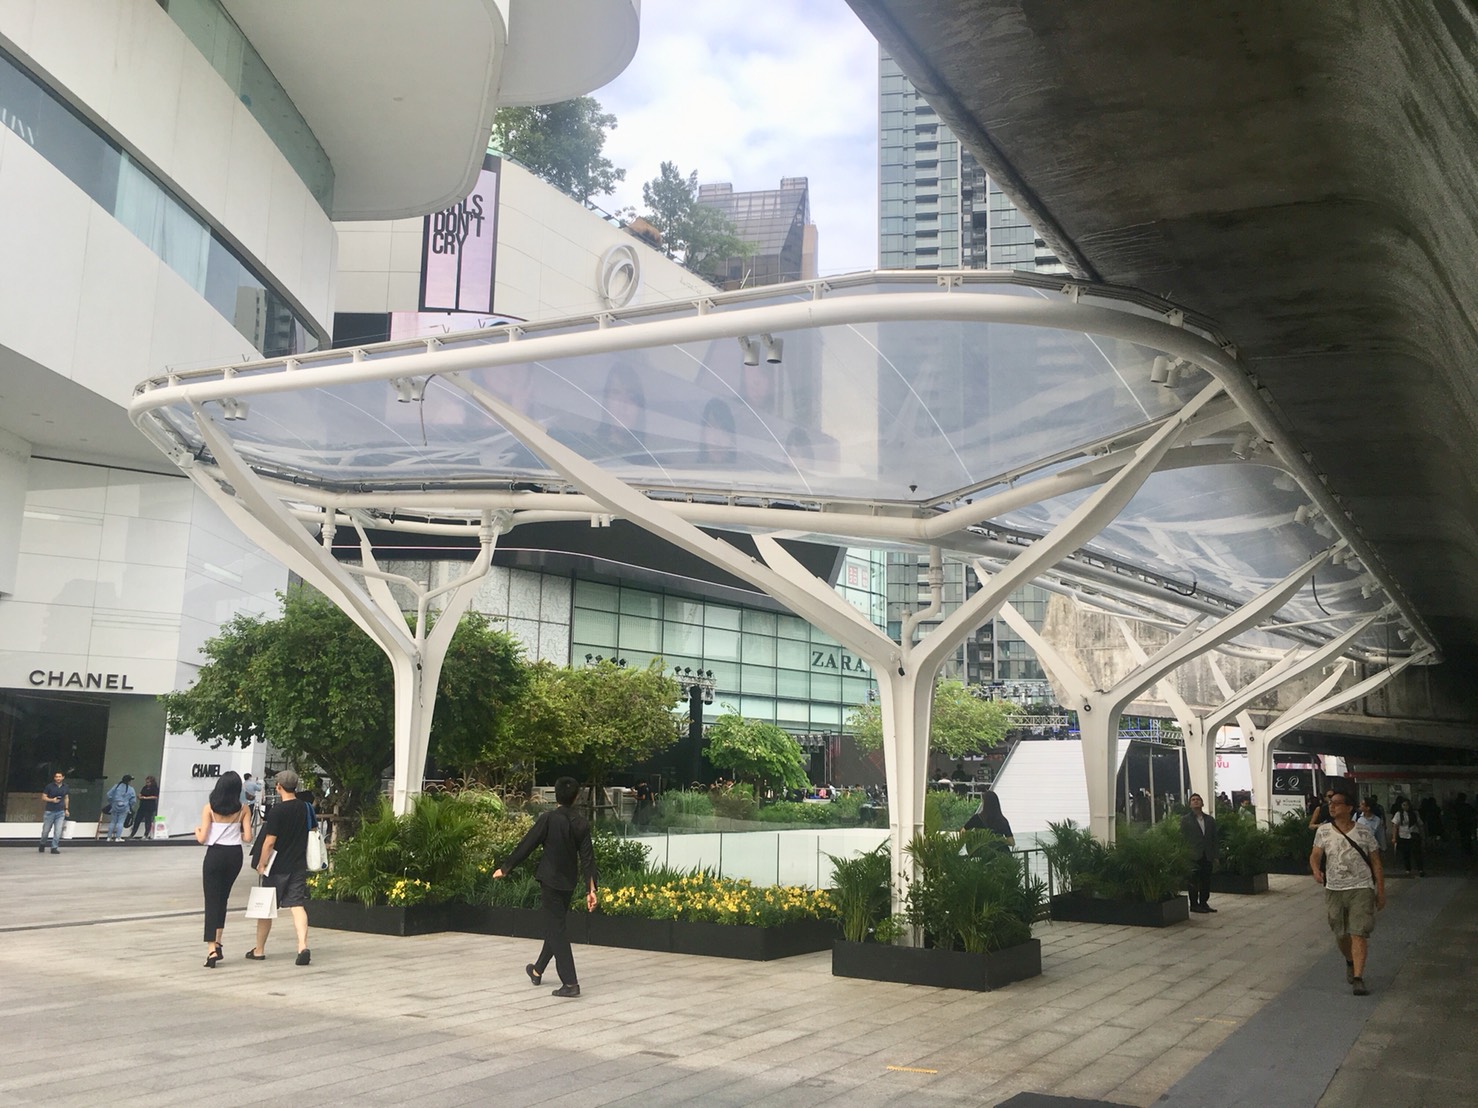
top-left (1217, 813), bottom-right (1274, 876)
top-left (755, 800), bottom-right (833, 825)
top-left (904, 830), bottom-right (1045, 952)
top-left (925, 790), bottom-right (978, 833)
top-left (710, 782), bottom-right (757, 821)
top-left (1267, 810), bottom-right (1315, 862)
top-left (658, 789), bottom-right (713, 820)
top-left (590, 869), bottom-right (834, 927)
top-left (1042, 818), bottom-right (1191, 903)
top-left (827, 843), bottom-right (893, 942)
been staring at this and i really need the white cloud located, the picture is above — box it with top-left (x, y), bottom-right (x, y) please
top-left (591, 0), bottom-right (879, 277)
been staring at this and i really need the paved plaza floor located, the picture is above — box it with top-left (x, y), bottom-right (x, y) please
top-left (1, 841), bottom-right (1473, 1107)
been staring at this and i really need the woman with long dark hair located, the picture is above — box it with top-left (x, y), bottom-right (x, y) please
top-left (1389, 796), bottom-right (1424, 877)
top-left (964, 789), bottom-right (1016, 848)
top-left (194, 771), bottom-right (252, 967)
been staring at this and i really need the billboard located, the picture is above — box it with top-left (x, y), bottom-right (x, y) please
top-left (419, 154), bottom-right (500, 313)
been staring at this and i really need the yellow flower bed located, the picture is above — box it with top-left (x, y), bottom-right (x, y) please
top-left (595, 873), bottom-right (834, 927)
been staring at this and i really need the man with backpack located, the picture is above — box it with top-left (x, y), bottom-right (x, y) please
top-left (1310, 786), bottom-right (1385, 996)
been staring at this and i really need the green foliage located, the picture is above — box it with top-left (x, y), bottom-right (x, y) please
top-left (1042, 818), bottom-right (1193, 903)
top-left (1217, 813), bottom-right (1274, 876)
top-left (491, 97), bottom-right (625, 201)
top-left (704, 709), bottom-right (810, 794)
top-left (638, 161), bottom-right (752, 274)
top-left (1267, 809), bottom-right (1316, 862)
top-left (827, 843), bottom-right (893, 943)
top-left (657, 789), bottom-right (714, 822)
top-left (315, 792), bottom-right (514, 906)
top-left (925, 789), bottom-right (979, 833)
top-left (592, 828), bottom-right (650, 876)
top-left (160, 587), bottom-right (532, 819)
top-left (754, 800), bottom-right (833, 826)
top-left (710, 781), bottom-right (757, 821)
top-left (846, 679), bottom-right (1010, 757)
top-left (425, 613), bottom-right (530, 779)
top-left (904, 830), bottom-right (1044, 952)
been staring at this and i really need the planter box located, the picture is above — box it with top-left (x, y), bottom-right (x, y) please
top-left (1049, 893), bottom-right (1189, 927)
top-left (1265, 857), bottom-right (1311, 876)
top-left (670, 918), bottom-right (839, 961)
top-left (309, 898), bottom-right (469, 937)
top-left (1208, 871), bottom-right (1270, 895)
top-left (831, 938), bottom-right (1041, 991)
top-left (585, 913), bottom-right (672, 951)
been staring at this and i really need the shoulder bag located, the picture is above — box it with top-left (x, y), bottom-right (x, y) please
top-left (304, 804), bottom-right (328, 871)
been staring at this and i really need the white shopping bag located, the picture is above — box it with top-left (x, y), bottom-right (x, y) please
top-left (152, 815), bottom-right (168, 838)
top-left (245, 884), bottom-right (279, 920)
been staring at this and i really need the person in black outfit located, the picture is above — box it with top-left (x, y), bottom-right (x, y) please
top-left (493, 777), bottom-right (598, 998)
top-left (963, 790), bottom-right (1015, 849)
top-left (1181, 793), bottom-right (1219, 913)
top-left (248, 770), bottom-right (314, 966)
top-left (194, 771), bottom-right (251, 967)
top-left (128, 775), bottom-right (160, 839)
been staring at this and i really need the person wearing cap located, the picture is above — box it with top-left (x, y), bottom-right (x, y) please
top-left (104, 775), bottom-right (137, 842)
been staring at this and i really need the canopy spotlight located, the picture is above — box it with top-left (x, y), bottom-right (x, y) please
top-left (761, 333), bottom-right (784, 364)
top-left (737, 336), bottom-right (759, 366)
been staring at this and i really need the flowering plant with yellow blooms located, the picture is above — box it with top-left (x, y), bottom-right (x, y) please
top-left (590, 870), bottom-right (834, 927)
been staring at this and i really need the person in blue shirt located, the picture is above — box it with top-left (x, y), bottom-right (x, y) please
top-left (40, 772), bottom-right (69, 853)
top-left (104, 775), bottom-right (137, 842)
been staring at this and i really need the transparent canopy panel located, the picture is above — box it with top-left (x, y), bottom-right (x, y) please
top-left (135, 273), bottom-right (1417, 658)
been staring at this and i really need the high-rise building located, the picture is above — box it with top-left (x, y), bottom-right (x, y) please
top-left (878, 49), bottom-right (1061, 691)
top-left (696, 178), bottom-right (818, 288)
top-left (880, 53), bottom-right (1066, 275)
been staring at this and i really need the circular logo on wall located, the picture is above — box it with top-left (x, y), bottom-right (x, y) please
top-left (597, 244), bottom-right (642, 309)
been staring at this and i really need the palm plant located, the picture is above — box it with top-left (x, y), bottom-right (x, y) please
top-left (827, 844), bottom-right (892, 942)
top-left (903, 830), bottom-right (1044, 952)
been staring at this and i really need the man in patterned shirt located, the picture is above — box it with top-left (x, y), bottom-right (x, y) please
top-left (1310, 786), bottom-right (1385, 996)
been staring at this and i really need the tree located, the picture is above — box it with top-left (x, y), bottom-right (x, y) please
top-left (159, 587), bottom-right (532, 819)
top-left (423, 611), bottom-right (531, 779)
top-left (491, 97), bottom-right (625, 202)
top-left (638, 161), bottom-right (752, 274)
top-left (526, 659), bottom-right (683, 811)
top-left (846, 679), bottom-right (1011, 758)
top-left (703, 709), bottom-right (810, 795)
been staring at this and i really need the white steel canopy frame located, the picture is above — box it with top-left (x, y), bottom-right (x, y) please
top-left (131, 272), bottom-right (1434, 888)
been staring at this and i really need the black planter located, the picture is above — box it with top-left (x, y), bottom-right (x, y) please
top-left (831, 938), bottom-right (1041, 991)
top-left (1265, 857), bottom-right (1310, 876)
top-left (309, 898), bottom-right (466, 936)
top-left (670, 918), bottom-right (840, 961)
top-left (1208, 871), bottom-right (1270, 895)
top-left (585, 913), bottom-right (672, 951)
top-left (1049, 893), bottom-right (1189, 927)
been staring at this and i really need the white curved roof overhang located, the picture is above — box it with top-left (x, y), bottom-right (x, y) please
top-left (221, 0), bottom-right (639, 220)
top-left (130, 272), bottom-right (1437, 668)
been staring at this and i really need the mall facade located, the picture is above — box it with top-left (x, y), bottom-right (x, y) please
top-left (0, 0), bottom-right (643, 835)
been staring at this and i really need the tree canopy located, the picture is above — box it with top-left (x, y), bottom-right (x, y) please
top-left (703, 709), bottom-right (811, 794)
top-left (491, 97), bottom-right (625, 202)
top-left (160, 588), bottom-right (530, 817)
top-left (846, 679), bottom-right (1011, 758)
top-left (638, 161), bottom-right (752, 274)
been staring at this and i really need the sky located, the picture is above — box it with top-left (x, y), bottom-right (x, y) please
top-left (590, 0), bottom-right (880, 277)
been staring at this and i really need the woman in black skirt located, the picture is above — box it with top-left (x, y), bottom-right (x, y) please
top-left (194, 771), bottom-right (252, 967)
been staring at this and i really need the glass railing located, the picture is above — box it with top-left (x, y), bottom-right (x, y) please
top-left (0, 44), bottom-right (322, 356)
top-left (155, 0), bottom-right (334, 213)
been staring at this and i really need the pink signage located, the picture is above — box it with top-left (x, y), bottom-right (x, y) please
top-left (419, 154), bottom-right (500, 313)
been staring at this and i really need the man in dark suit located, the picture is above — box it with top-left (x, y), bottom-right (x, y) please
top-left (1181, 793), bottom-right (1219, 913)
top-left (493, 777), bottom-right (598, 997)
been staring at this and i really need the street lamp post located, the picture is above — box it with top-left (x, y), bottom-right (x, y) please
top-left (674, 666), bottom-right (716, 785)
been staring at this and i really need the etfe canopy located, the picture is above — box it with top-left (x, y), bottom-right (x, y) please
top-left (131, 272), bottom-right (1431, 664)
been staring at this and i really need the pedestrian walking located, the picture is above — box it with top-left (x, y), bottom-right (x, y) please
top-left (246, 771), bottom-right (314, 966)
top-left (1389, 796), bottom-right (1425, 876)
top-left (1180, 793), bottom-right (1219, 913)
top-left (104, 776), bottom-right (137, 841)
top-left (39, 772), bottom-right (69, 853)
top-left (492, 777), bottom-right (598, 998)
top-left (128, 776), bottom-right (160, 839)
top-left (195, 771), bottom-right (252, 968)
top-left (1310, 787), bottom-right (1385, 996)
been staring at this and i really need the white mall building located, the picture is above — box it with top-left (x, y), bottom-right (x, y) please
top-left (0, 0), bottom-right (647, 836)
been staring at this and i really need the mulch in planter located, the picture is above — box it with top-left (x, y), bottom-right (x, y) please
top-left (832, 938), bottom-right (1041, 990)
top-left (1048, 893), bottom-right (1189, 927)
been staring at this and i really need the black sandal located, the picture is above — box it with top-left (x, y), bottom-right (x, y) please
top-left (205, 944), bottom-right (222, 968)
top-left (525, 964), bottom-right (542, 986)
